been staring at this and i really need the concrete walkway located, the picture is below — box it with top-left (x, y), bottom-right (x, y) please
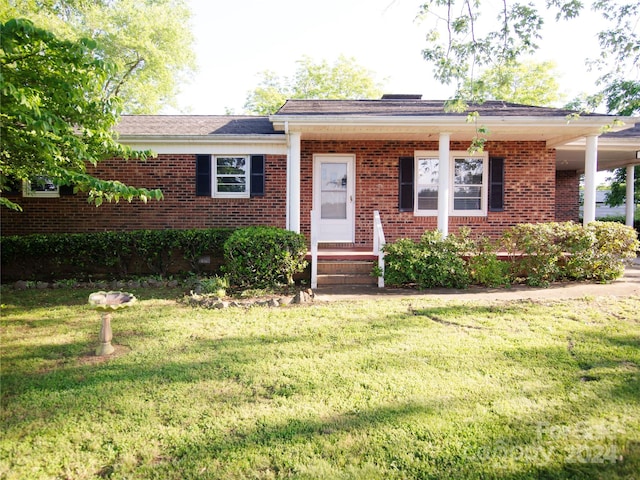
top-left (314, 259), bottom-right (640, 303)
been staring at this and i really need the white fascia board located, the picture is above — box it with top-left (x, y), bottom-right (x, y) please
top-left (119, 134), bottom-right (288, 155)
top-left (271, 115), bottom-right (630, 131)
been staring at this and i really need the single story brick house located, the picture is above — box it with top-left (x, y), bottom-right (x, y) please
top-left (3, 96), bottom-right (639, 248)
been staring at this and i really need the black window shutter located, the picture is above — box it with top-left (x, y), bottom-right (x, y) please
top-left (3, 177), bottom-right (21, 194)
top-left (196, 154), bottom-right (211, 196)
top-left (59, 184), bottom-right (75, 196)
top-left (489, 157), bottom-right (505, 211)
top-left (250, 155), bottom-right (265, 197)
top-left (398, 156), bottom-right (414, 212)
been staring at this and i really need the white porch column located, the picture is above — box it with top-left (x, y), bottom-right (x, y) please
top-left (437, 132), bottom-right (451, 236)
top-left (582, 134), bottom-right (598, 225)
top-left (288, 131), bottom-right (301, 233)
top-left (626, 164), bottom-right (635, 227)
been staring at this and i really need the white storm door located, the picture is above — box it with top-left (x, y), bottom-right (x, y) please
top-left (313, 155), bottom-right (355, 243)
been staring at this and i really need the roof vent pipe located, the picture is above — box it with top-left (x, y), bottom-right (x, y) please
top-left (381, 94), bottom-right (423, 100)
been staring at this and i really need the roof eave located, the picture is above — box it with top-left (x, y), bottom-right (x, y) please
top-left (118, 134), bottom-right (287, 144)
top-left (270, 114), bottom-right (632, 128)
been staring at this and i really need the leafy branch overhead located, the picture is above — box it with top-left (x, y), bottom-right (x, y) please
top-left (0, 19), bottom-right (163, 211)
top-left (419, 0), bottom-right (639, 116)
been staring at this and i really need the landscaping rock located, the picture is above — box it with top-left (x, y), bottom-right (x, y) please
top-left (14, 280), bottom-right (28, 290)
top-left (293, 290), bottom-right (313, 304)
top-left (36, 281), bottom-right (49, 289)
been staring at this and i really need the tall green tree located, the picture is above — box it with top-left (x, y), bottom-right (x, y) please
top-left (605, 166), bottom-right (639, 208)
top-left (244, 55), bottom-right (385, 115)
top-left (462, 60), bottom-right (563, 106)
top-left (0, 0), bottom-right (195, 114)
top-left (0, 19), bottom-right (163, 211)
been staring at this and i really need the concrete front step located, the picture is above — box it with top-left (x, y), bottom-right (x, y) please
top-left (316, 259), bottom-right (377, 286)
top-left (317, 273), bottom-right (377, 286)
top-left (317, 260), bottom-right (374, 275)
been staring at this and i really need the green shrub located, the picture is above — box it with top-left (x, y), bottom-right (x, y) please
top-left (0, 228), bottom-right (233, 281)
top-left (586, 221), bottom-right (639, 282)
top-left (467, 238), bottom-right (510, 287)
top-left (383, 230), bottom-right (471, 289)
top-left (502, 221), bottom-right (639, 285)
top-left (223, 226), bottom-right (307, 288)
top-left (502, 222), bottom-right (568, 286)
top-left (198, 275), bottom-right (229, 297)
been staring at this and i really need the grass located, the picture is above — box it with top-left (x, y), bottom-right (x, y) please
top-left (1, 286), bottom-right (639, 479)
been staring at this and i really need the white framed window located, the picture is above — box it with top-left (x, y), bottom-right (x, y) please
top-left (452, 156), bottom-right (487, 216)
top-left (22, 176), bottom-right (59, 198)
top-left (414, 152), bottom-right (488, 216)
top-left (415, 155), bottom-right (439, 215)
top-left (213, 156), bottom-right (249, 198)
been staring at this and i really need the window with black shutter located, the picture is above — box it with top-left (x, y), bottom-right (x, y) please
top-left (489, 157), bottom-right (505, 211)
top-left (196, 154), bottom-right (266, 198)
top-left (398, 156), bottom-right (414, 211)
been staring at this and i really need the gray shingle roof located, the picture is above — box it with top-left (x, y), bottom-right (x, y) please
top-left (273, 99), bottom-right (608, 118)
top-left (116, 115), bottom-right (277, 136)
top-left (602, 122), bottom-right (640, 139)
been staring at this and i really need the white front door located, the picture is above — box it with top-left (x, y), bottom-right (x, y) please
top-left (313, 154), bottom-right (355, 243)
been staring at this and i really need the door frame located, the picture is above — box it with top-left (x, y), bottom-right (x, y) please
top-left (312, 154), bottom-right (356, 243)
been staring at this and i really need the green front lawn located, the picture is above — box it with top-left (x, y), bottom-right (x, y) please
top-left (1, 288), bottom-right (639, 479)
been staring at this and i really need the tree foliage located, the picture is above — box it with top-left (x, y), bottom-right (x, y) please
top-left (605, 166), bottom-right (640, 207)
top-left (419, 0), bottom-right (639, 116)
top-left (462, 60), bottom-right (563, 106)
top-left (244, 55), bottom-right (385, 115)
top-left (0, 18), bottom-right (163, 211)
top-left (0, 0), bottom-right (195, 114)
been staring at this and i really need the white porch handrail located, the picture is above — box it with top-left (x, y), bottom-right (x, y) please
top-left (310, 209), bottom-right (319, 289)
top-left (373, 210), bottom-right (386, 288)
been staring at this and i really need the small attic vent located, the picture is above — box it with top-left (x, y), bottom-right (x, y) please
top-left (381, 94), bottom-right (423, 100)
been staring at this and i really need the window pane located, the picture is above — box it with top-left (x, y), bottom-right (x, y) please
top-left (217, 176), bottom-right (246, 193)
top-left (321, 163), bottom-right (347, 191)
top-left (416, 158), bottom-right (438, 211)
top-left (217, 177), bottom-right (246, 185)
top-left (218, 184), bottom-right (246, 193)
top-left (454, 186), bottom-right (482, 210)
top-left (31, 176), bottom-right (57, 192)
top-left (216, 157), bottom-right (247, 175)
top-left (321, 192), bottom-right (347, 219)
top-left (454, 158), bottom-right (483, 185)
top-left (417, 187), bottom-right (438, 210)
top-left (417, 158), bottom-right (438, 184)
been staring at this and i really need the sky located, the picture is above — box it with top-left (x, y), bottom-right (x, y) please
top-left (169, 0), bottom-right (603, 115)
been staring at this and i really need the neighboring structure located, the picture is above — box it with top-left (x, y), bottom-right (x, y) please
top-left (3, 97), bottom-right (639, 244)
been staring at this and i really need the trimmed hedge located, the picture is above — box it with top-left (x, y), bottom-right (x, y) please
top-left (223, 226), bottom-right (307, 288)
top-left (384, 221), bottom-right (639, 289)
top-left (0, 228), bottom-right (235, 281)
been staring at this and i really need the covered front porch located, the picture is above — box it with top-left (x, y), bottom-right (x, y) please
top-left (270, 98), bottom-right (639, 288)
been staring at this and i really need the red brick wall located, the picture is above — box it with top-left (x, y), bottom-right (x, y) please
top-left (2, 141), bottom-right (560, 243)
top-left (555, 170), bottom-right (580, 222)
top-left (1, 154), bottom-right (287, 236)
top-left (300, 140), bottom-right (557, 245)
